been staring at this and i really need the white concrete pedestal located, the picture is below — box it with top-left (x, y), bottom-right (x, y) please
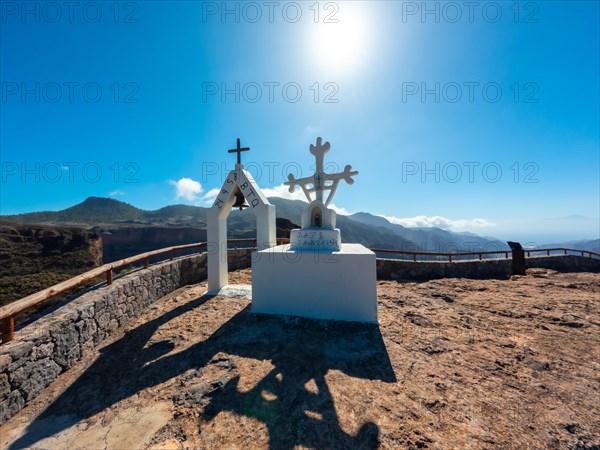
top-left (251, 243), bottom-right (377, 323)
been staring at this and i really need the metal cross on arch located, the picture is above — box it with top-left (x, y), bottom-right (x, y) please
top-left (284, 137), bottom-right (358, 206)
top-left (228, 138), bottom-right (250, 164)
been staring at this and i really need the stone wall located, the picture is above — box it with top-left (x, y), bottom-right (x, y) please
top-left (377, 255), bottom-right (600, 281)
top-left (523, 255), bottom-right (600, 272)
top-left (0, 248), bottom-right (253, 424)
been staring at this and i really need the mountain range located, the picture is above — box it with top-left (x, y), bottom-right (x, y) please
top-left (3, 196), bottom-right (511, 254)
top-left (5, 196), bottom-right (599, 254)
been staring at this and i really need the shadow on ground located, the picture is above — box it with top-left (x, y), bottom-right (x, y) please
top-left (10, 293), bottom-right (396, 449)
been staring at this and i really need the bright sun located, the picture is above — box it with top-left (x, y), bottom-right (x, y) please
top-left (309, 6), bottom-right (370, 75)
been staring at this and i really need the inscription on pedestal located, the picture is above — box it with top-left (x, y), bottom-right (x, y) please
top-left (290, 228), bottom-right (341, 251)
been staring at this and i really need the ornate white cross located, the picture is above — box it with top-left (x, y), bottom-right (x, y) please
top-left (284, 137), bottom-right (358, 206)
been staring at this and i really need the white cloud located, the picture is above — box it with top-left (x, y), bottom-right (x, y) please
top-left (262, 184), bottom-right (307, 201)
top-left (169, 177), bottom-right (203, 202)
top-left (201, 188), bottom-right (220, 206)
top-left (380, 215), bottom-right (496, 231)
top-left (329, 204), bottom-right (351, 216)
top-left (108, 190), bottom-right (125, 197)
top-left (262, 184), bottom-right (352, 215)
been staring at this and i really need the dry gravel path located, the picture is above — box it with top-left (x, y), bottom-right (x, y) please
top-left (1, 268), bottom-right (598, 449)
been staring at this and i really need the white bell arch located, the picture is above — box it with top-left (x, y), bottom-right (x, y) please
top-left (207, 163), bottom-right (276, 294)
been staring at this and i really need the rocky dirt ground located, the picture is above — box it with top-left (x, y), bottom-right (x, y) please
top-left (1, 268), bottom-right (598, 449)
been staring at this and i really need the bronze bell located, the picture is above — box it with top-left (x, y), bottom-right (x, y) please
top-left (232, 188), bottom-right (249, 211)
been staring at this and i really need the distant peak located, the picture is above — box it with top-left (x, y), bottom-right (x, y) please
top-left (82, 196), bottom-right (121, 203)
top-left (76, 197), bottom-right (137, 209)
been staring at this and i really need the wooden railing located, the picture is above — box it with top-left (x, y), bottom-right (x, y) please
top-left (370, 247), bottom-right (600, 262)
top-left (524, 248), bottom-right (600, 258)
top-left (0, 238), bottom-right (263, 343)
top-left (0, 242), bottom-right (597, 343)
top-left (372, 248), bottom-right (508, 262)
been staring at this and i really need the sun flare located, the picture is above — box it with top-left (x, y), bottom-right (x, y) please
top-left (309, 6), bottom-right (370, 75)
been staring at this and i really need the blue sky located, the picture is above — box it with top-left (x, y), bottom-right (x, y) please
top-left (1, 1), bottom-right (598, 243)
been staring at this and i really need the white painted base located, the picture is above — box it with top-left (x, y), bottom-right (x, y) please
top-left (251, 244), bottom-right (378, 323)
top-left (207, 284), bottom-right (252, 299)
